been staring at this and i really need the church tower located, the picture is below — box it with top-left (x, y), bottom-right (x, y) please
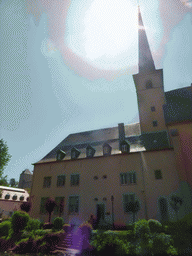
top-left (133, 6), bottom-right (167, 134)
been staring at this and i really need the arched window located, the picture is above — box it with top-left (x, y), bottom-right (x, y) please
top-left (20, 195), bottom-right (24, 201)
top-left (5, 194), bottom-right (10, 200)
top-left (12, 194), bottom-right (17, 200)
top-left (159, 198), bottom-right (168, 221)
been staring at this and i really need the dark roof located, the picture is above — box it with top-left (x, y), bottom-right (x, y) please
top-left (22, 169), bottom-right (32, 175)
top-left (164, 86), bottom-right (192, 124)
top-left (38, 123), bottom-right (143, 163)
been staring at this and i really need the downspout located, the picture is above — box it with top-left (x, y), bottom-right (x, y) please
top-left (140, 152), bottom-right (149, 220)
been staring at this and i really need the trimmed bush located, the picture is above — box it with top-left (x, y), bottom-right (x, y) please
top-left (148, 219), bottom-right (162, 233)
top-left (0, 220), bottom-right (11, 237)
top-left (41, 233), bottom-right (61, 251)
top-left (34, 229), bottom-right (49, 237)
top-left (91, 232), bottom-right (130, 256)
top-left (11, 211), bottom-right (29, 234)
top-left (53, 217), bottom-right (64, 230)
top-left (0, 237), bottom-right (15, 252)
top-left (25, 218), bottom-right (41, 232)
top-left (134, 219), bottom-right (150, 239)
top-left (43, 222), bottom-right (53, 229)
top-left (152, 233), bottom-right (177, 255)
top-left (20, 201), bottom-right (32, 213)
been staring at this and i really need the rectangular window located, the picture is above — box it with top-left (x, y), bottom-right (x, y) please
top-left (43, 177), bottom-right (51, 188)
top-left (120, 172), bottom-right (136, 185)
top-left (123, 194), bottom-right (135, 213)
top-left (40, 197), bottom-right (49, 214)
top-left (155, 170), bottom-right (162, 179)
top-left (68, 196), bottom-right (79, 214)
top-left (54, 197), bottom-right (64, 215)
top-left (151, 106), bottom-right (156, 112)
top-left (70, 174), bottom-right (80, 186)
top-left (153, 121), bottom-right (158, 127)
top-left (57, 175), bottom-right (65, 187)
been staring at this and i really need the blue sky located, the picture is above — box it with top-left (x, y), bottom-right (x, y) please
top-left (0, 0), bottom-right (192, 182)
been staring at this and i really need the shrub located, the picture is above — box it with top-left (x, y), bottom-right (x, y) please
top-left (43, 222), bottom-right (54, 229)
top-left (0, 237), bottom-right (15, 252)
top-left (34, 229), bottom-right (49, 237)
top-left (25, 218), bottom-right (41, 232)
top-left (20, 201), bottom-right (32, 213)
top-left (126, 223), bottom-right (134, 231)
top-left (53, 217), bottom-right (64, 230)
top-left (12, 238), bottom-right (30, 254)
top-left (42, 233), bottom-right (61, 251)
top-left (11, 211), bottom-right (29, 234)
top-left (134, 219), bottom-right (150, 239)
top-left (152, 233), bottom-right (177, 255)
top-left (148, 219), bottom-right (162, 233)
top-left (91, 232), bottom-right (130, 256)
top-left (0, 220), bottom-right (11, 237)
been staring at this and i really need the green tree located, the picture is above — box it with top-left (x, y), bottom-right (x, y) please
top-left (45, 197), bottom-right (57, 224)
top-left (0, 139), bottom-right (11, 185)
top-left (127, 201), bottom-right (140, 223)
top-left (10, 178), bottom-right (19, 187)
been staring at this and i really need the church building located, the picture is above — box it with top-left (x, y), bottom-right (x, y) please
top-left (29, 7), bottom-right (192, 226)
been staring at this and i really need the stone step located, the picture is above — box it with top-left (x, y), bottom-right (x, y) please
top-left (57, 232), bottom-right (83, 251)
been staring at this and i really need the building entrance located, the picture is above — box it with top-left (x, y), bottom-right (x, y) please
top-left (96, 203), bottom-right (105, 223)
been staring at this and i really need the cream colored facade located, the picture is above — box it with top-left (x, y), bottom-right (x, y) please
top-left (30, 7), bottom-right (192, 225)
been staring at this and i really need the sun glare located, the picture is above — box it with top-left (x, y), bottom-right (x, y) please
top-left (83, 0), bottom-right (137, 61)
top-left (65, 0), bottom-right (138, 69)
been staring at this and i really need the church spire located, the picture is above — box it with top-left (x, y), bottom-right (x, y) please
top-left (138, 6), bottom-right (155, 73)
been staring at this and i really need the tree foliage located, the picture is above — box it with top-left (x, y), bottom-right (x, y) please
top-left (10, 178), bottom-right (19, 188)
top-left (20, 201), bottom-right (32, 213)
top-left (0, 139), bottom-right (11, 174)
top-left (45, 198), bottom-right (57, 223)
top-left (0, 139), bottom-right (11, 186)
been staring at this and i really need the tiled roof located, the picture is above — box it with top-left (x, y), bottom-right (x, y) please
top-left (37, 123), bottom-right (143, 163)
top-left (164, 86), bottom-right (192, 124)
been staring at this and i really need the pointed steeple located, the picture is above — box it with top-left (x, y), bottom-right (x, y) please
top-left (138, 6), bottom-right (155, 73)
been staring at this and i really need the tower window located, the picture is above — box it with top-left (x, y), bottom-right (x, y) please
top-left (153, 121), bottom-right (158, 127)
top-left (146, 80), bottom-right (153, 89)
top-left (155, 170), bottom-right (162, 179)
top-left (151, 106), bottom-right (156, 112)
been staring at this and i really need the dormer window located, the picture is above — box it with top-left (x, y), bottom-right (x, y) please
top-left (56, 149), bottom-right (66, 161)
top-left (146, 80), bottom-right (153, 89)
top-left (71, 147), bottom-right (80, 160)
top-left (120, 141), bottom-right (130, 153)
top-left (86, 145), bottom-right (96, 158)
top-left (103, 143), bottom-right (112, 156)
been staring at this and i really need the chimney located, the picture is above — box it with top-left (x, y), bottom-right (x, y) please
top-left (118, 123), bottom-right (125, 150)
